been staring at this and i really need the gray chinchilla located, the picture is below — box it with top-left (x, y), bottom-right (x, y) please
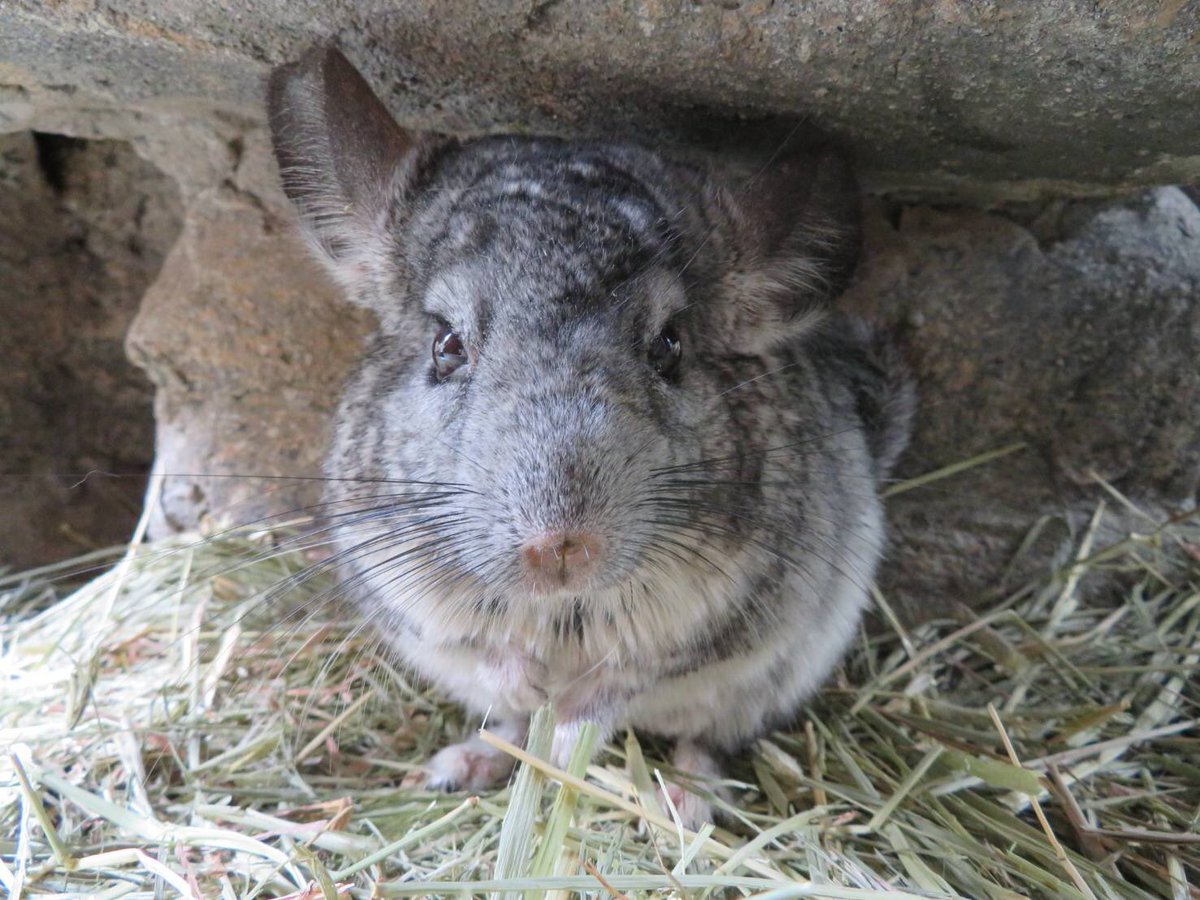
top-left (267, 45), bottom-right (913, 824)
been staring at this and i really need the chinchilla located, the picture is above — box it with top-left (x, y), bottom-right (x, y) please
top-left (267, 45), bottom-right (913, 824)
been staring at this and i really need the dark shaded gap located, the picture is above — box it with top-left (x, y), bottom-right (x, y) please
top-left (0, 131), bottom-right (183, 569)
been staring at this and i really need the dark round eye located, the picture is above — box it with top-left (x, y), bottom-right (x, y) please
top-left (648, 324), bottom-right (682, 378)
top-left (433, 325), bottom-right (469, 381)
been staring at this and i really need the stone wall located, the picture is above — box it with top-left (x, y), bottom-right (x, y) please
top-left (1, 2), bottom-right (1196, 615)
top-left (3, 3), bottom-right (1197, 197)
top-left (851, 190), bottom-right (1200, 612)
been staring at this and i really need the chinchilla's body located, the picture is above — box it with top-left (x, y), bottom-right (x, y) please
top-left (268, 46), bottom-right (912, 820)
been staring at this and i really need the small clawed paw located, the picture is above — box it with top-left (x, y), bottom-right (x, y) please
top-left (417, 738), bottom-right (515, 792)
top-left (657, 781), bottom-right (715, 830)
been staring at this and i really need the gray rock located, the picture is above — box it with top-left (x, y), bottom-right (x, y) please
top-left (846, 187), bottom-right (1200, 612)
top-left (124, 180), bottom-right (372, 539)
top-left (1, 1), bottom-right (1198, 201)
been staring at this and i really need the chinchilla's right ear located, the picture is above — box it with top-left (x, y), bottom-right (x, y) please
top-left (267, 45), bottom-right (420, 293)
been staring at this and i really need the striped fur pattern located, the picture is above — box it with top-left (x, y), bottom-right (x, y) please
top-left (268, 46), bottom-right (914, 817)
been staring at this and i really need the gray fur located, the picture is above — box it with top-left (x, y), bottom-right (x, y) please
top-left (268, 46), bottom-right (913, 816)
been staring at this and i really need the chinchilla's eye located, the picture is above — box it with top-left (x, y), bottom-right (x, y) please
top-left (648, 324), bottom-right (682, 378)
top-left (433, 325), bottom-right (469, 380)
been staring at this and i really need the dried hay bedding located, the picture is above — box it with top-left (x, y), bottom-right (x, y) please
top-left (1, 478), bottom-right (1198, 898)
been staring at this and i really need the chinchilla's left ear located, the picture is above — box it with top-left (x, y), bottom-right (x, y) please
top-left (267, 44), bottom-right (421, 293)
top-left (713, 147), bottom-right (861, 353)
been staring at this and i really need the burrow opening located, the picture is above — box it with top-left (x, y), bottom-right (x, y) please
top-left (0, 131), bottom-right (183, 569)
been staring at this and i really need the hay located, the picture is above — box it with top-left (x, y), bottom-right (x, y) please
top-left (1, 479), bottom-right (1198, 898)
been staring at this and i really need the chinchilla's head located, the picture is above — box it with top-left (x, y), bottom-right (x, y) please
top-left (268, 46), bottom-right (864, 613)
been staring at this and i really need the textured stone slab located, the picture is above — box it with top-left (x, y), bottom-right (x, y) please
top-left (1, 1), bottom-right (1198, 200)
top-left (125, 182), bottom-right (371, 539)
top-left (848, 187), bottom-right (1200, 610)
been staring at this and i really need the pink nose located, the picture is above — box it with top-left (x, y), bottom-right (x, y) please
top-left (520, 531), bottom-right (605, 584)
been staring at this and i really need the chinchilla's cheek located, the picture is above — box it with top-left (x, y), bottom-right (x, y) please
top-left (268, 44), bottom-right (910, 816)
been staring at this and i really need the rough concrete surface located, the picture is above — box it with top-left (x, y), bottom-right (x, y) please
top-left (124, 181), bottom-right (371, 539)
top-left (845, 188), bottom-right (1200, 611)
top-left (1, 1), bottom-right (1198, 200)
